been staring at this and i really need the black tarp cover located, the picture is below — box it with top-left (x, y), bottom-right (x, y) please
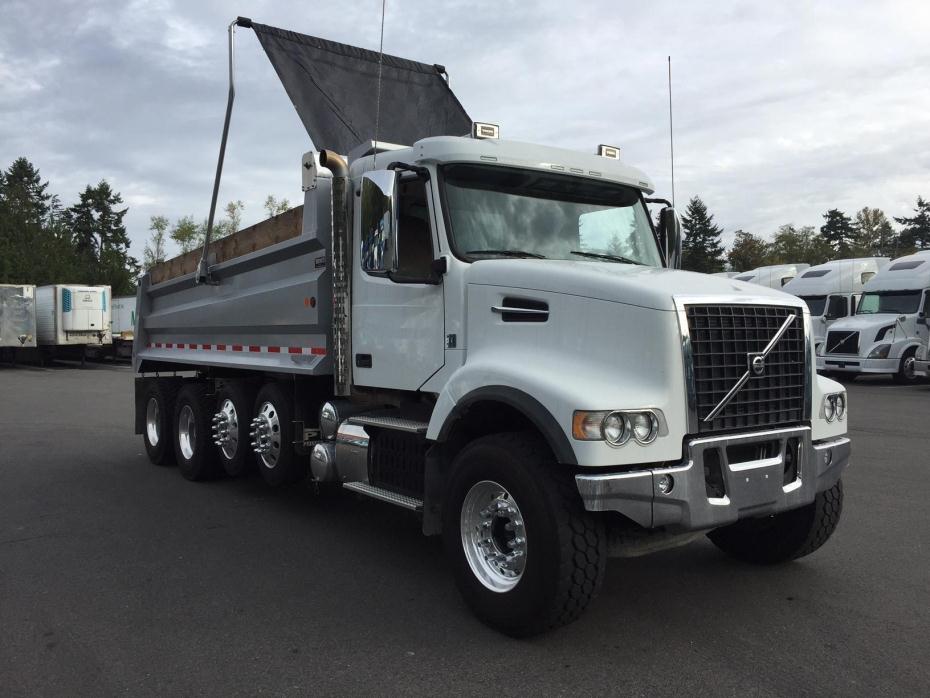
top-left (250, 22), bottom-right (471, 154)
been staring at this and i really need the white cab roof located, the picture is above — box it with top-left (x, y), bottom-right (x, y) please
top-left (734, 264), bottom-right (810, 288)
top-left (782, 257), bottom-right (890, 296)
top-left (348, 136), bottom-right (656, 193)
top-left (862, 250), bottom-right (930, 291)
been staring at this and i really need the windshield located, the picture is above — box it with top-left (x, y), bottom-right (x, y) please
top-left (800, 295), bottom-right (827, 316)
top-left (440, 164), bottom-right (663, 266)
top-left (857, 290), bottom-right (923, 315)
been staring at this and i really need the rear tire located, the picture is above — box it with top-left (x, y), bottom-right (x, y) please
top-left (894, 348), bottom-right (918, 384)
top-left (213, 380), bottom-right (256, 477)
top-left (708, 480), bottom-right (843, 564)
top-left (173, 383), bottom-right (221, 481)
top-left (142, 381), bottom-right (177, 466)
top-left (442, 432), bottom-right (606, 637)
top-left (252, 382), bottom-right (304, 486)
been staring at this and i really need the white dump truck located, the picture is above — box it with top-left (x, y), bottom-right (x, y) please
top-left (784, 257), bottom-right (889, 354)
top-left (133, 18), bottom-right (851, 636)
top-left (735, 263), bottom-right (809, 289)
top-left (818, 250), bottom-right (930, 382)
top-left (0, 283), bottom-right (37, 363)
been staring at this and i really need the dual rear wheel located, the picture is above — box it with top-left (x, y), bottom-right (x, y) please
top-left (141, 378), bottom-right (305, 485)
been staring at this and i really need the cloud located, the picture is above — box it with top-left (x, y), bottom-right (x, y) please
top-left (1, 0), bottom-right (928, 259)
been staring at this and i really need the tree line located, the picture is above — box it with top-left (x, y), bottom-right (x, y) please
top-left (680, 195), bottom-right (930, 274)
top-left (0, 157), bottom-right (294, 294)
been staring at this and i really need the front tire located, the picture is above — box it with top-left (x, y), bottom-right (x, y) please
top-left (442, 432), bottom-right (606, 637)
top-left (894, 348), bottom-right (918, 384)
top-left (173, 383), bottom-right (221, 481)
top-left (708, 480), bottom-right (843, 564)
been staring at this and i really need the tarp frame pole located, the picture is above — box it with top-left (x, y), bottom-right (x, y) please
top-left (197, 17), bottom-right (253, 285)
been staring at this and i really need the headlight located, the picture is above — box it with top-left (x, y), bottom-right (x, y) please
top-left (867, 344), bottom-right (890, 359)
top-left (572, 409), bottom-right (662, 446)
top-left (822, 392), bottom-right (846, 422)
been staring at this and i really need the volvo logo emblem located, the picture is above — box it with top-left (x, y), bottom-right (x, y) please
top-left (751, 354), bottom-right (766, 376)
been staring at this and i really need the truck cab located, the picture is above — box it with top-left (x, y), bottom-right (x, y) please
top-left (784, 257), bottom-right (889, 354)
top-left (734, 263), bottom-right (809, 289)
top-left (135, 130), bottom-right (851, 636)
top-left (818, 250), bottom-right (930, 382)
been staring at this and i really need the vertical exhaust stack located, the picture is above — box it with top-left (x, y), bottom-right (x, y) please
top-left (320, 150), bottom-right (352, 396)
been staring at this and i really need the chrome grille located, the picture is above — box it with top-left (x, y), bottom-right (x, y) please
top-left (686, 305), bottom-right (806, 434)
top-left (824, 330), bottom-right (859, 355)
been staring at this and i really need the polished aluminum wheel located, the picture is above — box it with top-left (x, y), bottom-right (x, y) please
top-left (903, 355), bottom-right (916, 380)
top-left (177, 404), bottom-right (197, 460)
top-left (145, 397), bottom-right (160, 447)
top-left (249, 401), bottom-right (281, 468)
top-left (460, 480), bottom-right (527, 593)
top-left (212, 399), bottom-right (239, 460)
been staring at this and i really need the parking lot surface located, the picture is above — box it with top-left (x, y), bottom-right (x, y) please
top-left (0, 363), bottom-right (928, 696)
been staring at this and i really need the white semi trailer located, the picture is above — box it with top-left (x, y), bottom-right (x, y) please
top-left (110, 296), bottom-right (136, 359)
top-left (818, 251), bottom-right (930, 382)
top-left (783, 257), bottom-right (889, 353)
top-left (0, 284), bottom-right (37, 364)
top-left (36, 285), bottom-right (112, 361)
top-left (735, 263), bottom-right (809, 289)
top-left (133, 18), bottom-right (850, 636)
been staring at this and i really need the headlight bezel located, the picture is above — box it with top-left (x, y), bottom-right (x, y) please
top-left (867, 344), bottom-right (891, 359)
top-left (572, 409), bottom-right (662, 446)
top-left (822, 391), bottom-right (846, 422)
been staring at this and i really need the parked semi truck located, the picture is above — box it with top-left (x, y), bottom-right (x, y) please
top-left (784, 257), bottom-right (889, 353)
top-left (818, 250), bottom-right (930, 382)
top-left (133, 19), bottom-right (850, 635)
top-left (735, 263), bottom-right (809, 289)
top-left (0, 283), bottom-right (36, 363)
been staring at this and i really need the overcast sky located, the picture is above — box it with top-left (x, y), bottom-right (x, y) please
top-left (2, 0), bottom-right (928, 258)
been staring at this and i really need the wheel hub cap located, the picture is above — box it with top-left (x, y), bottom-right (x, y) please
top-left (249, 402), bottom-right (281, 468)
top-left (145, 397), bottom-right (160, 447)
top-left (460, 480), bottom-right (527, 593)
top-left (178, 404), bottom-right (196, 460)
top-left (212, 399), bottom-right (239, 459)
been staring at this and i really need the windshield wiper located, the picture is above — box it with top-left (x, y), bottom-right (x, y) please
top-left (570, 250), bottom-right (643, 265)
top-left (467, 249), bottom-right (547, 259)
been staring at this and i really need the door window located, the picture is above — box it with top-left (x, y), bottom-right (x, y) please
top-left (394, 179), bottom-right (435, 281)
top-left (825, 295), bottom-right (849, 319)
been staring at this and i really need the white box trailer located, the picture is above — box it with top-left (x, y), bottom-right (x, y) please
top-left (110, 296), bottom-right (136, 359)
top-left (784, 257), bottom-right (890, 353)
top-left (0, 284), bottom-right (37, 360)
top-left (36, 285), bottom-right (112, 347)
top-left (734, 263), bottom-right (809, 289)
top-left (818, 250), bottom-right (930, 382)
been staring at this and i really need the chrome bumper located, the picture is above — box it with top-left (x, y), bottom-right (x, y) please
top-left (817, 356), bottom-right (897, 374)
top-left (575, 426), bottom-right (849, 531)
top-left (915, 359), bottom-right (930, 377)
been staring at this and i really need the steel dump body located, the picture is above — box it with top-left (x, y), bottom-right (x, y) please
top-left (134, 181), bottom-right (335, 376)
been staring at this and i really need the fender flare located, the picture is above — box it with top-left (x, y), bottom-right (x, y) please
top-left (435, 385), bottom-right (577, 466)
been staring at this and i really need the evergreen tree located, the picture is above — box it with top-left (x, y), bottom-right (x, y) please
top-left (64, 181), bottom-right (140, 294)
top-left (0, 158), bottom-right (54, 283)
top-left (144, 215), bottom-right (169, 270)
top-left (680, 196), bottom-right (725, 273)
top-left (852, 207), bottom-right (896, 257)
top-left (820, 208), bottom-right (855, 256)
top-left (727, 230), bottom-right (769, 271)
top-left (894, 196), bottom-right (930, 253)
top-left (768, 225), bottom-right (832, 266)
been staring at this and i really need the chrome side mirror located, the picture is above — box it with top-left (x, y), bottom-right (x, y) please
top-left (659, 207), bottom-right (682, 269)
top-left (360, 170), bottom-right (399, 275)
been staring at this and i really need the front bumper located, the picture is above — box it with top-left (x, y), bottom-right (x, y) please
top-left (575, 426), bottom-right (849, 532)
top-left (915, 359), bottom-right (930, 377)
top-left (817, 355), bottom-right (897, 374)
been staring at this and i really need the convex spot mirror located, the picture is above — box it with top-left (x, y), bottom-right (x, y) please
top-left (360, 170), bottom-right (399, 276)
top-left (659, 207), bottom-right (682, 269)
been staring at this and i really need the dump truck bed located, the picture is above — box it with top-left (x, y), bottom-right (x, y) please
top-left (133, 183), bottom-right (335, 376)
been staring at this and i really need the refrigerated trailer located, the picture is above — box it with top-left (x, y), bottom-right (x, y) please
top-left (110, 296), bottom-right (136, 359)
top-left (36, 285), bottom-right (111, 361)
top-left (133, 17), bottom-right (851, 636)
top-left (0, 284), bottom-right (36, 364)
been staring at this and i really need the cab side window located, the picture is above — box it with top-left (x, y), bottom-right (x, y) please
top-left (826, 295), bottom-right (849, 319)
top-left (394, 179), bottom-right (435, 281)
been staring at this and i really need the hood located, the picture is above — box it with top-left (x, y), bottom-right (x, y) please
top-left (465, 259), bottom-right (802, 311)
top-left (825, 313), bottom-right (901, 332)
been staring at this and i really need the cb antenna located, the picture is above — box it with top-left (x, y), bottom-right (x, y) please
top-left (373, 0), bottom-right (387, 168)
top-left (667, 56), bottom-right (675, 208)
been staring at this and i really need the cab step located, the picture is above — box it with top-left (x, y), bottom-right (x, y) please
top-left (348, 412), bottom-right (429, 434)
top-left (342, 482), bottom-right (424, 511)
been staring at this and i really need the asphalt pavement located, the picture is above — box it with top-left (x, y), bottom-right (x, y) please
top-left (0, 362), bottom-right (928, 696)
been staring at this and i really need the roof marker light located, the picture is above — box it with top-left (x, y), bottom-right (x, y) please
top-left (597, 144), bottom-right (621, 159)
top-left (472, 122), bottom-right (500, 139)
